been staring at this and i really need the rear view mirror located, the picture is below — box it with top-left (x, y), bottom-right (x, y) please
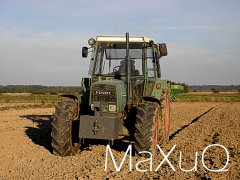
top-left (82, 47), bottom-right (88, 58)
top-left (159, 43), bottom-right (168, 56)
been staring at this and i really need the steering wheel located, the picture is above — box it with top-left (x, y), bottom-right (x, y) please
top-left (113, 66), bottom-right (121, 73)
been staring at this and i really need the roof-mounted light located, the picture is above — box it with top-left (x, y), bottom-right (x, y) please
top-left (88, 38), bottom-right (96, 46)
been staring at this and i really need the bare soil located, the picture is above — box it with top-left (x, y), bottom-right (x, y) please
top-left (0, 102), bottom-right (239, 179)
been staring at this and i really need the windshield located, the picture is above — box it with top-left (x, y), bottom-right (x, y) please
top-left (94, 43), bottom-right (144, 76)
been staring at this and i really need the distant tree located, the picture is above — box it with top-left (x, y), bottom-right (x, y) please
top-left (49, 92), bottom-right (58, 95)
top-left (0, 85), bottom-right (82, 93)
top-left (211, 88), bottom-right (219, 93)
top-left (182, 83), bottom-right (189, 93)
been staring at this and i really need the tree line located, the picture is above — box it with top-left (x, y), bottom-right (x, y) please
top-left (0, 85), bottom-right (82, 94)
top-left (0, 83), bottom-right (190, 94)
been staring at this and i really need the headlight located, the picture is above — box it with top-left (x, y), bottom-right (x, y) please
top-left (88, 38), bottom-right (96, 46)
top-left (108, 104), bottom-right (116, 112)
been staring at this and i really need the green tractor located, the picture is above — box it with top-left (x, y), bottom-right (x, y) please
top-left (51, 33), bottom-right (183, 156)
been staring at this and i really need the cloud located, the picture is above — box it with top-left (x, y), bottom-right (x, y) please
top-left (161, 42), bottom-right (240, 85)
top-left (164, 25), bottom-right (217, 32)
top-left (1, 28), bottom-right (240, 86)
top-left (0, 0), bottom-right (240, 85)
top-left (0, 30), bottom-right (91, 85)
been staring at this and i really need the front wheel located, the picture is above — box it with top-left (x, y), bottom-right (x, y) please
top-left (134, 101), bottom-right (166, 155)
top-left (51, 100), bottom-right (80, 156)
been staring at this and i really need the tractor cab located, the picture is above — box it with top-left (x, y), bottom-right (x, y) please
top-left (81, 35), bottom-right (168, 111)
top-left (83, 35), bottom-right (167, 80)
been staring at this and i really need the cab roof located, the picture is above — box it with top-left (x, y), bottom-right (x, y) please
top-left (96, 35), bottom-right (155, 43)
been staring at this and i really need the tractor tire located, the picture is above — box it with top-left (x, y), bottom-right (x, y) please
top-left (51, 100), bottom-right (80, 156)
top-left (134, 101), bottom-right (166, 155)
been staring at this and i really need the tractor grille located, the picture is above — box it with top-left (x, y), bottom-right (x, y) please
top-left (92, 85), bottom-right (116, 103)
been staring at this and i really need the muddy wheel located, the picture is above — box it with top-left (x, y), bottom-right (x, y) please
top-left (51, 100), bottom-right (80, 156)
top-left (134, 101), bottom-right (165, 155)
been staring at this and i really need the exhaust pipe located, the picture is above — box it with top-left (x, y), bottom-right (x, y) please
top-left (126, 33), bottom-right (132, 108)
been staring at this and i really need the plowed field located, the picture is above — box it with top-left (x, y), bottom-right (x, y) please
top-left (0, 102), bottom-right (239, 179)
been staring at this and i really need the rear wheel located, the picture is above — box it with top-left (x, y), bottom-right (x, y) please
top-left (134, 101), bottom-right (165, 155)
top-left (51, 100), bottom-right (80, 156)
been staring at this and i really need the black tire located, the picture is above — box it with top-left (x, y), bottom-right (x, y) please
top-left (134, 101), bottom-right (166, 155)
top-left (51, 100), bottom-right (80, 156)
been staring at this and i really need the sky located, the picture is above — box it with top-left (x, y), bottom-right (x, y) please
top-left (0, 0), bottom-right (240, 86)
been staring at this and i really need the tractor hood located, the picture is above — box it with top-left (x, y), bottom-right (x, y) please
top-left (90, 79), bottom-right (127, 113)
